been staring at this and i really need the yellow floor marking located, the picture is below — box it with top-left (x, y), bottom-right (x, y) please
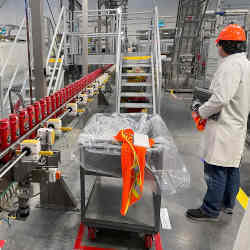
top-left (48, 58), bottom-right (63, 63)
top-left (237, 188), bottom-right (249, 210)
top-left (123, 56), bottom-right (151, 60)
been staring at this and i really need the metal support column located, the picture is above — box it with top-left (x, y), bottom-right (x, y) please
top-left (81, 0), bottom-right (88, 75)
top-left (29, 0), bottom-right (46, 100)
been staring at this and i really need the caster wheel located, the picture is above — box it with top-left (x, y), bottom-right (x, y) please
top-left (144, 235), bottom-right (153, 249)
top-left (88, 227), bottom-right (96, 241)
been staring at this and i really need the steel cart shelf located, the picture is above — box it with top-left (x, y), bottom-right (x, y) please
top-left (79, 145), bottom-right (162, 249)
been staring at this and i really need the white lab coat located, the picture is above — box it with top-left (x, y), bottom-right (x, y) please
top-left (199, 53), bottom-right (250, 167)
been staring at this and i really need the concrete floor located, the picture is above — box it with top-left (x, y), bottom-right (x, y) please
top-left (0, 93), bottom-right (247, 250)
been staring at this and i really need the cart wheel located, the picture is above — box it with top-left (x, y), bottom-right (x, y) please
top-left (144, 235), bottom-right (153, 249)
top-left (88, 227), bottom-right (96, 241)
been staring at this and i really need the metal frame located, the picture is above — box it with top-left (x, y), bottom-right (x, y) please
top-left (114, 7), bottom-right (161, 114)
top-left (79, 130), bottom-right (162, 237)
top-left (46, 7), bottom-right (66, 96)
top-left (115, 7), bottom-right (122, 113)
top-left (154, 6), bottom-right (162, 114)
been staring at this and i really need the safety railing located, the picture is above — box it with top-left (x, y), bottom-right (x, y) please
top-left (150, 6), bottom-right (162, 114)
top-left (69, 9), bottom-right (120, 56)
top-left (46, 7), bottom-right (65, 96)
top-left (115, 7), bottom-right (123, 113)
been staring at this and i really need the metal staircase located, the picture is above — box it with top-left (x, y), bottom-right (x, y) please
top-left (46, 7), bottom-right (66, 96)
top-left (119, 57), bottom-right (155, 111)
top-left (116, 6), bottom-right (162, 114)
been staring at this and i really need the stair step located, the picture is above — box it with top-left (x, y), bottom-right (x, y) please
top-left (123, 55), bottom-right (151, 61)
top-left (120, 92), bottom-right (152, 97)
top-left (121, 82), bottom-right (152, 87)
top-left (120, 103), bottom-right (153, 109)
top-left (122, 73), bottom-right (151, 77)
top-left (122, 64), bottom-right (151, 68)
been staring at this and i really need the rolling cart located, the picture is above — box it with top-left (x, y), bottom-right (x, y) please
top-left (80, 146), bottom-right (162, 249)
top-left (78, 113), bottom-right (189, 249)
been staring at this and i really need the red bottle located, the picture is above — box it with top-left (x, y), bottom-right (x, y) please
top-left (82, 77), bottom-right (87, 90)
top-left (61, 88), bottom-right (66, 104)
top-left (55, 92), bottom-right (61, 116)
top-left (9, 114), bottom-right (20, 143)
top-left (59, 90), bottom-right (65, 115)
top-left (50, 95), bottom-right (56, 118)
top-left (45, 96), bottom-right (52, 116)
top-left (76, 81), bottom-right (81, 93)
top-left (27, 105), bottom-right (36, 138)
top-left (40, 99), bottom-right (47, 120)
top-left (55, 92), bottom-right (61, 108)
top-left (0, 118), bottom-right (12, 163)
top-left (19, 108), bottom-right (29, 136)
top-left (66, 87), bottom-right (70, 101)
top-left (34, 101), bottom-right (42, 124)
top-left (59, 90), bottom-right (64, 105)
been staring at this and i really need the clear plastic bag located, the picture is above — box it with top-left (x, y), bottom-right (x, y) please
top-left (78, 113), bottom-right (190, 195)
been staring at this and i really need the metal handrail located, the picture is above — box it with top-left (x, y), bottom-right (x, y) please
top-left (67, 32), bottom-right (120, 37)
top-left (155, 6), bottom-right (162, 114)
top-left (151, 50), bottom-right (156, 115)
top-left (46, 7), bottom-right (66, 96)
top-left (46, 6), bottom-right (65, 70)
top-left (115, 8), bottom-right (123, 113)
top-left (47, 32), bottom-right (65, 95)
top-left (53, 55), bottom-right (65, 93)
top-left (152, 8), bottom-right (159, 114)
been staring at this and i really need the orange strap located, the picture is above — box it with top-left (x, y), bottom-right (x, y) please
top-left (114, 129), bottom-right (154, 216)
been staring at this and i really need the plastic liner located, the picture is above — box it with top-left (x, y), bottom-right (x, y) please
top-left (78, 113), bottom-right (190, 195)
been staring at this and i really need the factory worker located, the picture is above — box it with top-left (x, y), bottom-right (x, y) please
top-left (186, 24), bottom-right (250, 221)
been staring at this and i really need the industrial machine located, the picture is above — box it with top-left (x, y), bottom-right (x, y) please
top-left (0, 66), bottom-right (112, 221)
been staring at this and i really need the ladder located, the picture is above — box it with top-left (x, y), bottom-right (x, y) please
top-left (46, 7), bottom-right (66, 96)
top-left (118, 55), bottom-right (156, 113)
top-left (116, 6), bottom-right (162, 114)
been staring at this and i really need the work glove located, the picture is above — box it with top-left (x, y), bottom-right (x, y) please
top-left (192, 111), bottom-right (207, 131)
top-left (191, 100), bottom-right (220, 121)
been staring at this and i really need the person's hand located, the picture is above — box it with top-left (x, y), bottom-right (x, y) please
top-left (192, 111), bottom-right (207, 131)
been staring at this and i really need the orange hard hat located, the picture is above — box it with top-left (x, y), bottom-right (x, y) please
top-left (216, 24), bottom-right (246, 43)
